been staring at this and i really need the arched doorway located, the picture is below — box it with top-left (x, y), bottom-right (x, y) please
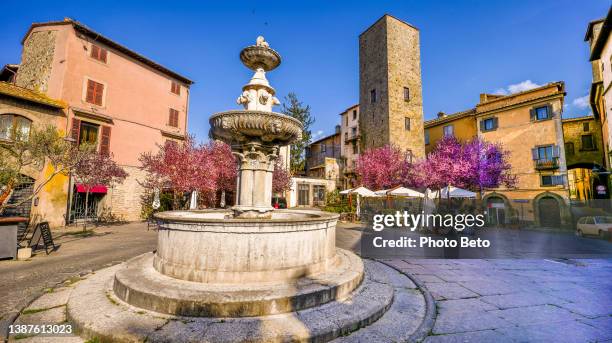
top-left (485, 196), bottom-right (506, 226)
top-left (538, 196), bottom-right (561, 227)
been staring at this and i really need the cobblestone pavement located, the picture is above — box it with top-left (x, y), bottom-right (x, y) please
top-left (384, 258), bottom-right (612, 342)
top-left (0, 222), bottom-right (157, 340)
top-left (2, 221), bottom-right (612, 342)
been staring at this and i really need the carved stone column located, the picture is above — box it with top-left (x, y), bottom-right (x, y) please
top-left (232, 143), bottom-right (278, 218)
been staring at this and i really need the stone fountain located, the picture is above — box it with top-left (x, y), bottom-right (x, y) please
top-left (63, 37), bottom-right (422, 343)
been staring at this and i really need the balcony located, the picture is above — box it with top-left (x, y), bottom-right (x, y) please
top-left (344, 132), bottom-right (360, 143)
top-left (534, 158), bottom-right (559, 170)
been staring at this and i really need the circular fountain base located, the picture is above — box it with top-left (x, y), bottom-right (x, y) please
top-left (114, 249), bottom-right (363, 317)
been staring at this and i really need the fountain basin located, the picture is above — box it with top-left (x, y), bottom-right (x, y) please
top-left (209, 110), bottom-right (302, 144)
top-left (153, 209), bottom-right (340, 283)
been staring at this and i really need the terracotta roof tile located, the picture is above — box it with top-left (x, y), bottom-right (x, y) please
top-left (0, 82), bottom-right (66, 109)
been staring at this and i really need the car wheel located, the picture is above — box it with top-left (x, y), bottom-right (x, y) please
top-left (576, 229), bottom-right (583, 237)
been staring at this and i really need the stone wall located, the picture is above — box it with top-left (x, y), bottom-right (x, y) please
top-left (102, 166), bottom-right (148, 221)
top-left (385, 16), bottom-right (425, 159)
top-left (359, 15), bottom-right (425, 159)
top-left (359, 16), bottom-right (390, 150)
top-left (563, 116), bottom-right (605, 168)
top-left (15, 31), bottom-right (57, 93)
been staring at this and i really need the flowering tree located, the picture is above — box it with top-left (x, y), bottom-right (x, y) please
top-left (416, 136), bottom-right (515, 195)
top-left (272, 159), bottom-right (292, 194)
top-left (207, 141), bottom-right (236, 207)
top-left (355, 145), bottom-right (412, 190)
top-left (140, 136), bottom-right (217, 209)
top-left (73, 151), bottom-right (128, 228)
top-left (463, 137), bottom-right (516, 192)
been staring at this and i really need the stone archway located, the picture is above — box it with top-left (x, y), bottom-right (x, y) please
top-left (483, 193), bottom-right (510, 226)
top-left (533, 192), bottom-right (568, 228)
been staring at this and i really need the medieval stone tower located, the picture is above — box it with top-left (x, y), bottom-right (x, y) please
top-left (359, 14), bottom-right (425, 160)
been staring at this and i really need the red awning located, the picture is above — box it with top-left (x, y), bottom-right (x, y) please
top-left (76, 184), bottom-right (107, 194)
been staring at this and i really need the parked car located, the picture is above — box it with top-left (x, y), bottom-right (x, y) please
top-left (576, 216), bottom-right (612, 238)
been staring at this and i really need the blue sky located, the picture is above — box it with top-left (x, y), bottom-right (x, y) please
top-left (0, 1), bottom-right (609, 142)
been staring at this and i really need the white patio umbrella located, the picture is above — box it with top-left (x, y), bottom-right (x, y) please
top-left (340, 186), bottom-right (378, 217)
top-left (387, 186), bottom-right (424, 198)
top-left (432, 185), bottom-right (476, 199)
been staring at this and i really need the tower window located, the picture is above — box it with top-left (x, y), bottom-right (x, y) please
top-left (352, 110), bottom-right (357, 120)
top-left (404, 117), bottom-right (410, 130)
top-left (403, 87), bottom-right (410, 101)
top-left (425, 130), bottom-right (430, 145)
top-left (370, 89), bottom-right (377, 103)
top-left (583, 122), bottom-right (589, 132)
top-left (582, 134), bottom-right (595, 150)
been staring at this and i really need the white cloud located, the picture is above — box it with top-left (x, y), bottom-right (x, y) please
top-left (494, 80), bottom-right (541, 95)
top-left (572, 95), bottom-right (590, 109)
top-left (310, 130), bottom-right (324, 142)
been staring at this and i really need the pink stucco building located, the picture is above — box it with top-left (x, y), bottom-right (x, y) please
top-left (2, 18), bottom-right (192, 227)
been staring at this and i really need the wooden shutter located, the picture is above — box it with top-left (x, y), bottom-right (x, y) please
top-left (99, 48), bottom-right (107, 63)
top-left (547, 104), bottom-right (554, 118)
top-left (94, 83), bottom-right (104, 106)
top-left (169, 109), bottom-right (179, 127)
top-left (71, 118), bottom-right (81, 143)
top-left (479, 120), bottom-right (485, 132)
top-left (86, 80), bottom-right (95, 103)
top-left (531, 148), bottom-right (539, 160)
top-left (492, 117), bottom-right (499, 129)
top-left (552, 145), bottom-right (560, 158)
top-left (529, 108), bottom-right (536, 121)
top-left (100, 126), bottom-right (111, 155)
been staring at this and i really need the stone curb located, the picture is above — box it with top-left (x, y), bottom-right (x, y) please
top-left (377, 260), bottom-right (437, 343)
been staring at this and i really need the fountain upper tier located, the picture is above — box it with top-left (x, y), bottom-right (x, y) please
top-left (209, 110), bottom-right (302, 145)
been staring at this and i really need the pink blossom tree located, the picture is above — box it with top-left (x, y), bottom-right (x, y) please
top-left (272, 159), bottom-right (292, 194)
top-left (416, 136), bottom-right (515, 196)
top-left (206, 141), bottom-right (237, 207)
top-left (140, 136), bottom-right (218, 209)
top-left (355, 145), bottom-right (412, 190)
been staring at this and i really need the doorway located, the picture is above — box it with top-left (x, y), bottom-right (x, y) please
top-left (538, 196), bottom-right (561, 227)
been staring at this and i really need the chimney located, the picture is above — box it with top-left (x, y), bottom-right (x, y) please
top-left (437, 111), bottom-right (446, 118)
top-left (335, 125), bottom-right (341, 134)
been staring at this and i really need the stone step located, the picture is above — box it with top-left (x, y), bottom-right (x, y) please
top-left (113, 249), bottom-right (363, 317)
top-left (66, 258), bottom-right (421, 342)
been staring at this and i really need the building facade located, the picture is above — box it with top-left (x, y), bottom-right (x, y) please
top-left (359, 14), bottom-right (425, 159)
top-left (563, 116), bottom-right (607, 201)
top-left (425, 82), bottom-right (572, 227)
top-left (585, 8), bottom-right (611, 169)
top-left (339, 104), bottom-right (360, 189)
top-left (1, 18), bottom-right (192, 227)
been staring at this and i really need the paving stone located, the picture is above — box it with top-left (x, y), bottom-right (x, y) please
top-left (479, 291), bottom-right (567, 309)
top-left (558, 300), bottom-right (612, 318)
top-left (497, 320), bottom-right (608, 343)
top-left (25, 288), bottom-right (72, 312)
top-left (457, 280), bottom-right (518, 296)
top-left (415, 274), bottom-right (446, 283)
top-left (436, 298), bottom-right (498, 313)
top-left (433, 310), bottom-right (512, 334)
top-left (423, 329), bottom-right (513, 343)
top-left (424, 282), bottom-right (479, 300)
top-left (13, 306), bottom-right (66, 326)
top-left (490, 304), bottom-right (585, 326)
top-left (578, 316), bottom-right (612, 340)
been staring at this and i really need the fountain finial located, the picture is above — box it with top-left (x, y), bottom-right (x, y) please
top-left (237, 36), bottom-right (281, 112)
